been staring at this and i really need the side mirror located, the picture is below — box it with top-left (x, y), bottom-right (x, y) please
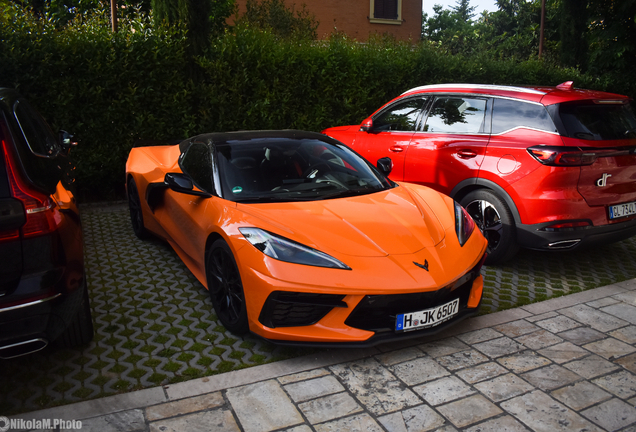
top-left (59, 130), bottom-right (78, 154)
top-left (164, 173), bottom-right (211, 197)
top-left (376, 157), bottom-right (393, 177)
top-left (360, 118), bottom-right (373, 132)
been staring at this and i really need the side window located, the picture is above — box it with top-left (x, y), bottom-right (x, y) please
top-left (423, 97), bottom-right (487, 133)
top-left (14, 99), bottom-right (60, 157)
top-left (180, 143), bottom-right (214, 193)
top-left (373, 98), bottom-right (426, 132)
top-left (492, 99), bottom-right (557, 135)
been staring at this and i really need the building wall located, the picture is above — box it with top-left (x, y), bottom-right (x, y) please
top-left (233, 0), bottom-right (423, 42)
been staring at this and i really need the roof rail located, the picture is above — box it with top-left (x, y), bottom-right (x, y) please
top-left (402, 83), bottom-right (547, 96)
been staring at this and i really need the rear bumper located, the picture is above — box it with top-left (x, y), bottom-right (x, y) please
top-left (517, 216), bottom-right (636, 251)
top-left (0, 286), bottom-right (84, 358)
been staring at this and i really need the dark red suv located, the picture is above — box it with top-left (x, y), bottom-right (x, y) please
top-left (0, 88), bottom-right (92, 358)
top-left (323, 82), bottom-right (636, 264)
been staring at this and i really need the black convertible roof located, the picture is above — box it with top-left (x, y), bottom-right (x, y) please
top-left (180, 130), bottom-right (334, 153)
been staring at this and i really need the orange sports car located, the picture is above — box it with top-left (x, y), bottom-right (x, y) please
top-left (125, 130), bottom-right (487, 346)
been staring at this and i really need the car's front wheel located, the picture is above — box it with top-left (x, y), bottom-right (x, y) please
top-left (206, 239), bottom-right (249, 335)
top-left (460, 189), bottom-right (519, 265)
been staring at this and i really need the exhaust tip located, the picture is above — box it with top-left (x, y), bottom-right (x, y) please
top-left (0, 338), bottom-right (48, 359)
top-left (548, 239), bottom-right (581, 250)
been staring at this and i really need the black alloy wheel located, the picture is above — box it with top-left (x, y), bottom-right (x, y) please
top-left (127, 178), bottom-right (148, 239)
top-left (207, 239), bottom-right (249, 334)
top-left (460, 189), bottom-right (519, 265)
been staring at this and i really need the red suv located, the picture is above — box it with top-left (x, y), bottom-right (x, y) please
top-left (0, 88), bottom-right (92, 358)
top-left (323, 82), bottom-right (636, 264)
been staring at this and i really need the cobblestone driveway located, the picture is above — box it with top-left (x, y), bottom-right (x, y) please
top-left (2, 203), bottom-right (636, 415)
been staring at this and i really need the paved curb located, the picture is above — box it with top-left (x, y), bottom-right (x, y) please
top-left (12, 277), bottom-right (636, 429)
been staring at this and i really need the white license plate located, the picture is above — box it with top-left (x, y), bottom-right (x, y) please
top-left (609, 201), bottom-right (636, 219)
top-left (396, 298), bottom-right (460, 332)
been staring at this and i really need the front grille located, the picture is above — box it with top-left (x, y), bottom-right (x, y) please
top-left (345, 268), bottom-right (480, 333)
top-left (259, 292), bottom-right (347, 328)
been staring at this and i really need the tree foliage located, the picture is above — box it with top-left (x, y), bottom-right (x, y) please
top-left (152, 0), bottom-right (235, 56)
top-left (586, 0), bottom-right (636, 78)
top-left (422, 0), bottom-right (635, 79)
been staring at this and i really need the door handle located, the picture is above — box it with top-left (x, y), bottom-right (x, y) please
top-left (389, 146), bottom-right (404, 153)
top-left (457, 149), bottom-right (478, 159)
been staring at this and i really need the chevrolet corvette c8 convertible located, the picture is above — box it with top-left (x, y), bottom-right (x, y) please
top-left (125, 130), bottom-right (487, 346)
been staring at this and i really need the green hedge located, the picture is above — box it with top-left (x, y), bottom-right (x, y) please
top-left (0, 12), bottom-right (631, 200)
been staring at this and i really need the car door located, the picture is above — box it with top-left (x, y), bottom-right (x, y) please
top-left (353, 97), bottom-right (428, 181)
top-left (403, 95), bottom-right (490, 196)
top-left (156, 140), bottom-right (218, 269)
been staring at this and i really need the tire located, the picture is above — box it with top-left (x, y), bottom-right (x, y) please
top-left (460, 189), bottom-right (520, 265)
top-left (206, 239), bottom-right (249, 335)
top-left (57, 287), bottom-right (94, 347)
top-left (128, 177), bottom-right (149, 239)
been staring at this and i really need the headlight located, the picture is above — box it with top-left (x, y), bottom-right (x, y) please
top-left (239, 227), bottom-right (351, 269)
top-left (454, 201), bottom-right (476, 246)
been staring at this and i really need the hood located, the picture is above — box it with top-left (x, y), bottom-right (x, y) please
top-left (236, 186), bottom-right (447, 257)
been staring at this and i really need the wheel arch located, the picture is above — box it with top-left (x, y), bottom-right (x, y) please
top-left (205, 232), bottom-right (226, 257)
top-left (204, 232), bottom-right (230, 282)
top-left (450, 178), bottom-right (522, 225)
top-left (125, 172), bottom-right (134, 192)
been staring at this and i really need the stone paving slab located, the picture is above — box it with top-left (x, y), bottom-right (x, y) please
top-left (9, 278), bottom-right (636, 432)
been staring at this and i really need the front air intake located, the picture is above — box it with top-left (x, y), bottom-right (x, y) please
top-left (259, 292), bottom-right (347, 328)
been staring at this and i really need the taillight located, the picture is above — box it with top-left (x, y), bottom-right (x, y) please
top-left (2, 139), bottom-right (58, 238)
top-left (527, 146), bottom-right (599, 166)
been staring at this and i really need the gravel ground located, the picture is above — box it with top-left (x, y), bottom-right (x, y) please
top-left (1, 202), bottom-right (635, 415)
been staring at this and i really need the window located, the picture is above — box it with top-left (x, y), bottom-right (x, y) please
top-left (14, 99), bottom-right (60, 158)
top-left (370, 0), bottom-right (401, 24)
top-left (180, 142), bottom-right (214, 193)
top-left (423, 97), bottom-right (487, 134)
top-left (10, 100), bottom-right (63, 193)
top-left (557, 101), bottom-right (636, 140)
top-left (492, 99), bottom-right (556, 135)
top-left (373, 98), bottom-right (427, 132)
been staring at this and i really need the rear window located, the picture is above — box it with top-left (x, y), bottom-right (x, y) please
top-left (14, 99), bottom-right (60, 157)
top-left (8, 100), bottom-right (63, 194)
top-left (558, 100), bottom-right (636, 140)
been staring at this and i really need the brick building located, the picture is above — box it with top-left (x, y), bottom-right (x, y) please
top-left (234, 0), bottom-right (423, 41)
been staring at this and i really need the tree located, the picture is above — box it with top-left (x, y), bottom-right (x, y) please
top-left (476, 0), bottom-right (560, 61)
top-left (559, 0), bottom-right (588, 69)
top-left (452, 0), bottom-right (476, 22)
top-left (152, 0), bottom-right (235, 56)
top-left (586, 0), bottom-right (636, 77)
top-left (422, 1), bottom-right (480, 54)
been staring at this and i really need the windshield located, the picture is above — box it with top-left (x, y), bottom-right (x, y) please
top-left (216, 137), bottom-right (393, 203)
top-left (558, 100), bottom-right (636, 140)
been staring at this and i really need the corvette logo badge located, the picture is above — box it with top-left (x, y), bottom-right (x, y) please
top-left (414, 260), bottom-right (429, 271)
top-left (596, 173), bottom-right (612, 187)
